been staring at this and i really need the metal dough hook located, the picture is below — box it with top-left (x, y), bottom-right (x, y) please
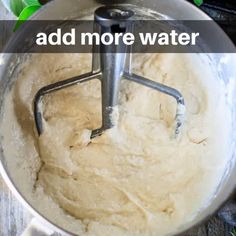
top-left (34, 5), bottom-right (185, 138)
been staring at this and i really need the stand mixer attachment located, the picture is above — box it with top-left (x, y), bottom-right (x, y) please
top-left (34, 5), bottom-right (185, 139)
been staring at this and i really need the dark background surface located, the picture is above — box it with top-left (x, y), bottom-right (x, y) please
top-left (188, 0), bottom-right (236, 44)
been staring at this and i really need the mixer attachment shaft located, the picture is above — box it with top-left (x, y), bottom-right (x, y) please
top-left (34, 6), bottom-right (185, 138)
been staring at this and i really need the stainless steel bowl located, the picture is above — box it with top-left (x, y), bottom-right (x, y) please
top-left (0, 0), bottom-right (236, 235)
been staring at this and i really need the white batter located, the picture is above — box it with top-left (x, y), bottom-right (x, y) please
top-left (0, 53), bottom-right (232, 236)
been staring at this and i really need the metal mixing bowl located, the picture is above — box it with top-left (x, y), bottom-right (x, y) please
top-left (0, 0), bottom-right (236, 235)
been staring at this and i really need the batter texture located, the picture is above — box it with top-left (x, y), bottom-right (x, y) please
top-left (1, 53), bottom-right (232, 236)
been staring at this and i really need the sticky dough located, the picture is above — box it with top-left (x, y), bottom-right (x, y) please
top-left (2, 53), bottom-right (232, 236)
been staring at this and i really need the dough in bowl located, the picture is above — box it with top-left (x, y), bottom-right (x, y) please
top-left (0, 53), bottom-right (232, 236)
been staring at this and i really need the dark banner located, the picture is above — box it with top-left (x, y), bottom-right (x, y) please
top-left (0, 20), bottom-right (236, 53)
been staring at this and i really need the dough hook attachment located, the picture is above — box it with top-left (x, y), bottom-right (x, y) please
top-left (34, 5), bottom-right (185, 138)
